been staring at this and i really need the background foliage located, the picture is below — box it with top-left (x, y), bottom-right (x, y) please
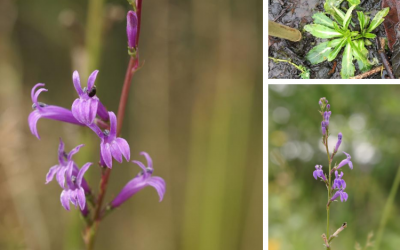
top-left (269, 84), bottom-right (400, 250)
top-left (0, 0), bottom-right (262, 249)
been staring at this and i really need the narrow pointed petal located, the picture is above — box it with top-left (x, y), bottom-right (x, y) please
top-left (77, 188), bottom-right (86, 210)
top-left (58, 138), bottom-right (66, 164)
top-left (76, 162), bottom-right (93, 187)
top-left (31, 83), bottom-right (45, 102)
top-left (46, 165), bottom-right (59, 184)
top-left (101, 142), bottom-right (113, 168)
top-left (141, 151), bottom-right (153, 169)
top-left (116, 138), bottom-right (130, 161)
top-left (60, 190), bottom-right (71, 211)
top-left (33, 88), bottom-right (48, 109)
top-left (87, 70), bottom-right (99, 91)
top-left (67, 144), bottom-right (85, 161)
top-left (108, 112), bottom-right (117, 140)
top-left (313, 170), bottom-right (318, 180)
top-left (110, 177), bottom-right (145, 208)
top-left (147, 177), bottom-right (166, 202)
top-left (73, 71), bottom-right (83, 96)
top-left (348, 161), bottom-right (353, 170)
top-left (132, 160), bottom-right (147, 172)
top-left (69, 190), bottom-right (78, 207)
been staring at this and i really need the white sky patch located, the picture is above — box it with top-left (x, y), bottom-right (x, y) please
top-left (348, 113), bottom-right (366, 133)
top-left (272, 107), bottom-right (290, 124)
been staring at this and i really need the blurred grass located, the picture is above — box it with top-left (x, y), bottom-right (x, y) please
top-left (269, 85), bottom-right (400, 250)
top-left (0, 0), bottom-right (262, 249)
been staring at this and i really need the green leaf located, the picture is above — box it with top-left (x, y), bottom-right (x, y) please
top-left (357, 11), bottom-right (366, 31)
top-left (341, 42), bottom-right (355, 78)
top-left (347, 0), bottom-right (360, 6)
top-left (332, 22), bottom-right (345, 34)
top-left (333, 7), bottom-right (346, 24)
top-left (365, 39), bottom-right (372, 46)
top-left (312, 12), bottom-right (334, 28)
top-left (343, 5), bottom-right (357, 29)
top-left (328, 38), bottom-right (347, 61)
top-left (306, 41), bottom-right (334, 64)
top-left (350, 39), bottom-right (372, 71)
top-left (366, 7), bottom-right (390, 33)
top-left (328, 38), bottom-right (343, 47)
top-left (363, 33), bottom-right (376, 39)
top-left (304, 24), bottom-right (343, 38)
top-left (324, 0), bottom-right (344, 13)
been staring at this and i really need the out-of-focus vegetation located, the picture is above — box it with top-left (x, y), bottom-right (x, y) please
top-left (0, 0), bottom-right (262, 249)
top-left (269, 85), bottom-right (400, 250)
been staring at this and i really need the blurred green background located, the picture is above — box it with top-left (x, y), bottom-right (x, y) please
top-left (0, 0), bottom-right (262, 249)
top-left (269, 85), bottom-right (400, 250)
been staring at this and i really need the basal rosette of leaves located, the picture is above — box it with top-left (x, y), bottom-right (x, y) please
top-left (304, 0), bottom-right (389, 78)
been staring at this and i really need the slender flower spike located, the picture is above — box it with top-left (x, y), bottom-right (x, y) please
top-left (110, 152), bottom-right (166, 208)
top-left (98, 112), bottom-right (130, 168)
top-left (45, 138), bottom-right (84, 188)
top-left (313, 165), bottom-right (327, 181)
top-left (332, 171), bottom-right (346, 190)
top-left (29, 83), bottom-right (83, 139)
top-left (71, 70), bottom-right (109, 125)
top-left (60, 162), bottom-right (92, 211)
top-left (127, 11), bottom-right (138, 49)
top-left (330, 189), bottom-right (348, 202)
top-left (334, 132), bottom-right (343, 154)
top-left (336, 152), bottom-right (353, 170)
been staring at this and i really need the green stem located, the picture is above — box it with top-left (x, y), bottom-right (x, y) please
top-left (268, 57), bottom-right (305, 73)
top-left (324, 127), bottom-right (332, 250)
top-left (373, 165), bottom-right (400, 250)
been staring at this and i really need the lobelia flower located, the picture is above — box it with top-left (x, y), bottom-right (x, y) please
top-left (313, 165), bottom-right (327, 181)
top-left (334, 132), bottom-right (342, 154)
top-left (60, 162), bottom-right (92, 211)
top-left (29, 83), bottom-right (84, 139)
top-left (324, 111), bottom-right (331, 126)
top-left (71, 70), bottom-right (109, 125)
top-left (46, 138), bottom-right (84, 188)
top-left (336, 152), bottom-right (353, 170)
top-left (110, 152), bottom-right (166, 208)
top-left (327, 104), bottom-right (330, 110)
top-left (89, 111), bottom-right (130, 168)
top-left (330, 189), bottom-right (348, 202)
top-left (127, 10), bottom-right (138, 49)
top-left (332, 171), bottom-right (346, 190)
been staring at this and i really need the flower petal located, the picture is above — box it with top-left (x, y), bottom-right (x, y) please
top-left (67, 144), bottom-right (85, 161)
top-left (133, 160), bottom-right (147, 172)
top-left (31, 83), bottom-right (45, 102)
top-left (110, 141), bottom-right (123, 163)
top-left (76, 162), bottom-right (93, 187)
top-left (60, 190), bottom-right (71, 211)
top-left (108, 112), bottom-right (117, 140)
top-left (28, 111), bottom-right (42, 139)
top-left (101, 141), bottom-right (113, 168)
top-left (313, 170), bottom-right (318, 180)
top-left (147, 176), bottom-right (166, 202)
top-left (140, 152), bottom-right (153, 170)
top-left (56, 167), bottom-right (67, 188)
top-left (116, 138), bottom-right (130, 161)
top-left (348, 161), bottom-right (353, 170)
top-left (73, 71), bottom-right (83, 96)
top-left (87, 70), bottom-right (99, 91)
top-left (77, 188), bottom-right (86, 210)
top-left (45, 165), bottom-right (59, 184)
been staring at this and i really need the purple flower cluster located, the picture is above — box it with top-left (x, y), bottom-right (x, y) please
top-left (28, 70), bottom-right (165, 211)
top-left (313, 165), bottom-right (327, 181)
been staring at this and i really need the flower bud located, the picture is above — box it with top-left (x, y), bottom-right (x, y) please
top-left (127, 11), bottom-right (138, 49)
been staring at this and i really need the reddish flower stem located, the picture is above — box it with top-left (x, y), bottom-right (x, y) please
top-left (84, 2), bottom-right (143, 249)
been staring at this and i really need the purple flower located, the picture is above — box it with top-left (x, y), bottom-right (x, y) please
top-left (71, 70), bottom-right (109, 125)
top-left (324, 111), bottom-right (331, 126)
top-left (91, 111), bottom-right (130, 168)
top-left (332, 171), bottom-right (346, 190)
top-left (46, 138), bottom-right (84, 188)
top-left (60, 162), bottom-right (92, 211)
top-left (29, 83), bottom-right (83, 139)
top-left (321, 121), bottom-right (326, 135)
top-left (337, 152), bottom-right (353, 170)
top-left (330, 189), bottom-right (348, 202)
top-left (327, 104), bottom-right (330, 110)
top-left (334, 132), bottom-right (342, 153)
top-left (127, 11), bottom-right (138, 49)
top-left (313, 165), bottom-right (327, 181)
top-left (110, 152), bottom-right (166, 208)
